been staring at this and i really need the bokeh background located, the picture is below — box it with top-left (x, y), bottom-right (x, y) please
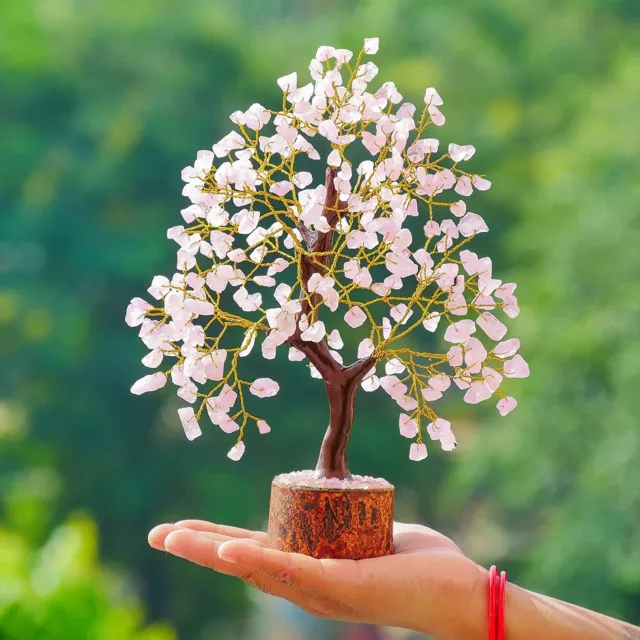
top-left (2, 0), bottom-right (640, 638)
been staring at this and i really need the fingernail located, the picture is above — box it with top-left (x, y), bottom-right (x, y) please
top-left (217, 541), bottom-right (238, 563)
top-left (148, 524), bottom-right (173, 550)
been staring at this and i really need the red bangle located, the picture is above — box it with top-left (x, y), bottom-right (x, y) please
top-left (488, 566), bottom-right (497, 640)
top-left (498, 570), bottom-right (507, 639)
top-left (488, 565), bottom-right (507, 640)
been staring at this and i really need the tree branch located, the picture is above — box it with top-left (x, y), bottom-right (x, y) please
top-left (289, 167), bottom-right (376, 381)
top-left (288, 337), bottom-right (339, 379)
top-left (343, 356), bottom-right (376, 382)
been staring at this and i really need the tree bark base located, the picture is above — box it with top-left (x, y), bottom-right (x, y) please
top-left (267, 472), bottom-right (394, 560)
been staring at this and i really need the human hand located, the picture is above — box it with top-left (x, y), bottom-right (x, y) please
top-left (148, 520), bottom-right (487, 639)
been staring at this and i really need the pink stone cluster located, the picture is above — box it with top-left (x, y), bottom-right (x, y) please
top-left (275, 470), bottom-right (393, 490)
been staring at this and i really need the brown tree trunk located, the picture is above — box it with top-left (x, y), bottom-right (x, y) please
top-left (313, 357), bottom-right (374, 479)
top-left (287, 165), bottom-right (376, 480)
top-left (314, 375), bottom-right (359, 479)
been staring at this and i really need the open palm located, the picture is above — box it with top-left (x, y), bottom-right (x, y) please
top-left (149, 520), bottom-right (485, 639)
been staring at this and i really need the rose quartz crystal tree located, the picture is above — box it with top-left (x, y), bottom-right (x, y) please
top-left (126, 38), bottom-right (528, 479)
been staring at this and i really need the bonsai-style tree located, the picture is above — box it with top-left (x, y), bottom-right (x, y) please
top-left (126, 37), bottom-right (528, 480)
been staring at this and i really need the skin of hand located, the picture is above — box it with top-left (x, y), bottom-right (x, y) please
top-left (148, 520), bottom-right (487, 639)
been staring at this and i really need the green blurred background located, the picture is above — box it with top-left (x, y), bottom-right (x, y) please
top-left (1, 0), bottom-right (639, 638)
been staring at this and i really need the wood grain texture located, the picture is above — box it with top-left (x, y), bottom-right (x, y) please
top-left (267, 479), bottom-right (394, 560)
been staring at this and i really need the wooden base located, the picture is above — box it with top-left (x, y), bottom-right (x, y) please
top-left (267, 474), bottom-right (394, 560)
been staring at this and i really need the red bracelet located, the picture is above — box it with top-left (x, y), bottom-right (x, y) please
top-left (488, 565), bottom-right (507, 640)
top-left (498, 570), bottom-right (507, 638)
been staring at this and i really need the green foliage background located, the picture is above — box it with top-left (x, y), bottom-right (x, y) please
top-left (1, 0), bottom-right (639, 637)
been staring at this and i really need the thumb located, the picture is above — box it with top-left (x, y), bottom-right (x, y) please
top-left (218, 540), bottom-right (332, 594)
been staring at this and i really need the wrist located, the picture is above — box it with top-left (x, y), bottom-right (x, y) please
top-left (458, 564), bottom-right (491, 640)
top-left (413, 562), bottom-right (488, 640)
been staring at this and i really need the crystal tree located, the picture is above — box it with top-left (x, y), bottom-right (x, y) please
top-left (126, 37), bottom-right (528, 481)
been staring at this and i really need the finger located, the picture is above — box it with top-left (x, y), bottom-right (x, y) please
top-left (163, 529), bottom-right (262, 574)
top-left (392, 521), bottom-right (462, 554)
top-left (162, 530), bottom-right (322, 612)
top-left (392, 521), bottom-right (412, 534)
top-left (149, 524), bottom-right (257, 551)
top-left (149, 524), bottom-right (180, 550)
top-left (218, 539), bottom-right (337, 596)
top-left (394, 521), bottom-right (447, 537)
top-left (238, 572), bottom-right (323, 613)
top-left (219, 541), bottom-right (367, 621)
top-left (174, 520), bottom-right (268, 544)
